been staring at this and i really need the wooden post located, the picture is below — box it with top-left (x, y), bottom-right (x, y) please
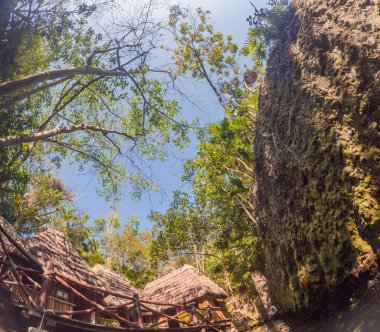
top-left (0, 224), bottom-right (42, 270)
top-left (0, 231), bottom-right (38, 307)
top-left (55, 275), bottom-right (141, 329)
top-left (139, 302), bottom-right (194, 327)
top-left (191, 307), bottom-right (199, 325)
top-left (38, 260), bottom-right (54, 309)
top-left (133, 294), bottom-right (144, 328)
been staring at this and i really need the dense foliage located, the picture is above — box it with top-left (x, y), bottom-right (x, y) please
top-left (93, 214), bottom-right (154, 288)
top-left (0, 0), bottom-right (191, 285)
top-left (149, 5), bottom-right (265, 297)
top-left (0, 0), bottom-right (191, 219)
top-left (244, 0), bottom-right (290, 63)
top-left (0, 0), bottom-right (283, 297)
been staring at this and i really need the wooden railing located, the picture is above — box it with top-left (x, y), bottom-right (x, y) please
top-left (0, 224), bottom-right (232, 331)
top-left (7, 283), bottom-right (39, 305)
top-left (47, 296), bottom-right (75, 312)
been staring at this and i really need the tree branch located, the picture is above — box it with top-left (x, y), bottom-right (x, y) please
top-left (45, 139), bottom-right (118, 174)
top-left (0, 66), bottom-right (131, 96)
top-left (0, 124), bottom-right (136, 148)
top-left (235, 157), bottom-right (253, 173)
top-left (190, 41), bottom-right (228, 110)
top-left (0, 76), bottom-right (73, 109)
top-left (37, 77), bottom-right (102, 132)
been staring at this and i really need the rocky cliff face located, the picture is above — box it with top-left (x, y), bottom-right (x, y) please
top-left (255, 0), bottom-right (379, 312)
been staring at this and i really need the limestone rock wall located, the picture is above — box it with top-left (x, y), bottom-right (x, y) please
top-left (255, 0), bottom-right (379, 312)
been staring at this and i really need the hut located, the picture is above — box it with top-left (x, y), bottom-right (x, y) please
top-left (0, 216), bottom-right (26, 252)
top-left (0, 219), bottom-right (229, 331)
top-left (143, 265), bottom-right (229, 328)
top-left (24, 228), bottom-right (104, 323)
top-left (91, 264), bottom-right (146, 326)
top-left (0, 221), bottom-right (148, 330)
top-left (0, 217), bottom-right (43, 307)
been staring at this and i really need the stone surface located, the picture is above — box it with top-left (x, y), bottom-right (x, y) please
top-left (254, 0), bottom-right (379, 312)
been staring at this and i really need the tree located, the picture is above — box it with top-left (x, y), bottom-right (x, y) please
top-left (94, 214), bottom-right (155, 287)
top-left (244, 0), bottom-right (290, 62)
top-left (8, 172), bottom-right (100, 261)
top-left (167, 6), bottom-right (244, 112)
top-left (149, 6), bottom-right (264, 294)
top-left (149, 191), bottom-right (214, 273)
top-left (10, 173), bottom-right (74, 231)
top-left (0, 0), bottom-right (192, 223)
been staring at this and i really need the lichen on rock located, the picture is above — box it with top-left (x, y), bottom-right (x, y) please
top-left (254, 0), bottom-right (379, 313)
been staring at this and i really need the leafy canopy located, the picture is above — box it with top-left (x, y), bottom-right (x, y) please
top-left (149, 5), bottom-right (264, 295)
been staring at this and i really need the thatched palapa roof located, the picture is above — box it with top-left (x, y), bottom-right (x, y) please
top-left (25, 229), bottom-right (102, 286)
top-left (143, 265), bottom-right (228, 309)
top-left (91, 264), bottom-right (140, 306)
top-left (0, 216), bottom-right (27, 255)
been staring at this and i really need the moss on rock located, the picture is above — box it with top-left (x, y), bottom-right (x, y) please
top-left (254, 0), bottom-right (379, 313)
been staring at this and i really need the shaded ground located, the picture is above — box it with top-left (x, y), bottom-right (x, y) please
top-left (252, 289), bottom-right (380, 332)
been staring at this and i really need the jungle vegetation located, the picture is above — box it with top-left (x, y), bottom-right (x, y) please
top-left (0, 0), bottom-right (289, 297)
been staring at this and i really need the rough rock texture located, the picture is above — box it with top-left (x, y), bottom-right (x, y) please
top-left (255, 0), bottom-right (379, 312)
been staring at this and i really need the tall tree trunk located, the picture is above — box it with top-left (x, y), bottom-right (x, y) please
top-left (0, 0), bottom-right (18, 80)
top-left (0, 0), bottom-right (15, 40)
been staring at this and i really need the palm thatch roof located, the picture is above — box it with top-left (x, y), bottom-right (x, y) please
top-left (143, 265), bottom-right (228, 309)
top-left (0, 216), bottom-right (27, 256)
top-left (25, 229), bottom-right (102, 286)
top-left (91, 264), bottom-right (140, 306)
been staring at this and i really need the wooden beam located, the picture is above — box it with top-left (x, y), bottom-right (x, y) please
top-left (0, 232), bottom-right (38, 307)
top-left (55, 271), bottom-right (187, 308)
top-left (0, 223), bottom-right (41, 270)
top-left (141, 299), bottom-right (189, 308)
top-left (55, 271), bottom-right (135, 301)
top-left (193, 309), bottom-right (221, 332)
top-left (191, 308), bottom-right (199, 325)
top-left (133, 294), bottom-right (144, 328)
top-left (19, 270), bottom-right (41, 289)
top-left (55, 275), bottom-right (142, 329)
top-left (55, 308), bottom-right (96, 316)
top-left (38, 260), bottom-right (54, 308)
top-left (139, 302), bottom-right (194, 327)
top-left (149, 310), bottom-right (186, 328)
top-left (104, 300), bottom-right (134, 311)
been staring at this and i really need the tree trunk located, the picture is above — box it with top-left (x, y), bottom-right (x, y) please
top-left (0, 0), bottom-right (15, 36)
top-left (38, 260), bottom-right (54, 308)
top-left (133, 294), bottom-right (145, 328)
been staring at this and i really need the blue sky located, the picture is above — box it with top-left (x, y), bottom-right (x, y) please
top-left (60, 0), bottom-right (267, 230)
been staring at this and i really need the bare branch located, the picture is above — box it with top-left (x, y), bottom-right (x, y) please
top-left (87, 42), bottom-right (142, 65)
top-left (190, 41), bottom-right (228, 110)
top-left (38, 77), bottom-right (102, 132)
top-left (0, 66), bottom-right (131, 97)
top-left (0, 124), bottom-right (136, 148)
top-left (235, 157), bottom-right (253, 173)
top-left (45, 139), bottom-right (118, 174)
top-left (0, 76), bottom-right (73, 109)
